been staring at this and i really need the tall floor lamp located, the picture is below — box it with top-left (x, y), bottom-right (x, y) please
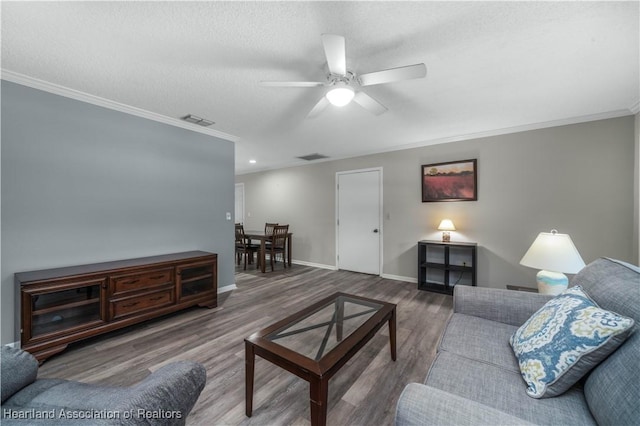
top-left (519, 229), bottom-right (585, 295)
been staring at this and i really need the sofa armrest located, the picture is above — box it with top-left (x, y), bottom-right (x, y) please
top-left (125, 361), bottom-right (206, 424)
top-left (395, 383), bottom-right (535, 426)
top-left (1, 346), bottom-right (39, 403)
top-left (5, 361), bottom-right (206, 425)
top-left (453, 285), bottom-right (552, 326)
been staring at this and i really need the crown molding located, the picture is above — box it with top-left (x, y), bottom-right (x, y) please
top-left (1, 69), bottom-right (240, 142)
top-left (236, 108), bottom-right (635, 175)
top-left (387, 109), bottom-right (635, 154)
top-left (630, 101), bottom-right (640, 115)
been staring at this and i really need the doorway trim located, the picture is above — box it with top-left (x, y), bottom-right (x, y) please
top-left (234, 183), bottom-right (245, 224)
top-left (335, 167), bottom-right (383, 275)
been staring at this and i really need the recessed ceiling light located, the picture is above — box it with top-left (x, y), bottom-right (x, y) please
top-left (249, 159), bottom-right (257, 164)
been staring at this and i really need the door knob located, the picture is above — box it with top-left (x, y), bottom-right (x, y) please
top-left (373, 229), bottom-right (379, 233)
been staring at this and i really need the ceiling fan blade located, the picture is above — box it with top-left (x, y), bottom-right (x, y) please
top-left (353, 91), bottom-right (388, 115)
top-left (358, 63), bottom-right (427, 86)
top-left (321, 34), bottom-right (346, 76)
top-left (307, 97), bottom-right (330, 119)
top-left (259, 81), bottom-right (325, 87)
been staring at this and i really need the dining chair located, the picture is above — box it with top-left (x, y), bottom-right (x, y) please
top-left (235, 224), bottom-right (258, 270)
top-left (266, 224), bottom-right (289, 271)
top-left (264, 222), bottom-right (278, 236)
top-left (262, 222), bottom-right (279, 249)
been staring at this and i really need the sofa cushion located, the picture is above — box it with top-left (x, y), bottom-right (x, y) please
top-left (439, 313), bottom-right (519, 373)
top-left (2, 378), bottom-right (68, 407)
top-left (395, 383), bottom-right (537, 426)
top-left (509, 285), bottom-right (634, 398)
top-left (425, 351), bottom-right (596, 425)
top-left (1, 346), bottom-right (39, 403)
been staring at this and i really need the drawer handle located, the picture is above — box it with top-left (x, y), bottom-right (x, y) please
top-left (150, 275), bottom-right (165, 280)
top-left (124, 279), bottom-right (140, 285)
top-left (122, 302), bottom-right (139, 308)
top-left (150, 296), bottom-right (164, 301)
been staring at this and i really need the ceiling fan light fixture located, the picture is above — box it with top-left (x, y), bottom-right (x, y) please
top-left (326, 84), bottom-right (354, 107)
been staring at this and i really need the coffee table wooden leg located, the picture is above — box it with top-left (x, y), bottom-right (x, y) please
top-left (245, 341), bottom-right (255, 417)
top-left (309, 376), bottom-right (329, 426)
top-left (336, 298), bottom-right (344, 341)
top-left (389, 308), bottom-right (397, 361)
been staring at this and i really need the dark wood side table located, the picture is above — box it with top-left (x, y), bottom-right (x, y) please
top-left (506, 285), bottom-right (538, 292)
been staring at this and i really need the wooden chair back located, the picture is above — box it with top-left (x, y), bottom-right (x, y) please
top-left (271, 225), bottom-right (289, 250)
top-left (235, 224), bottom-right (246, 247)
top-left (264, 222), bottom-right (278, 236)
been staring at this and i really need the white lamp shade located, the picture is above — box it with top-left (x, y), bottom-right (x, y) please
top-left (326, 84), bottom-right (354, 106)
top-left (520, 231), bottom-right (585, 274)
top-left (437, 219), bottom-right (456, 231)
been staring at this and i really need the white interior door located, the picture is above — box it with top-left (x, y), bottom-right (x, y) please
top-left (234, 183), bottom-right (245, 224)
top-left (337, 168), bottom-right (382, 275)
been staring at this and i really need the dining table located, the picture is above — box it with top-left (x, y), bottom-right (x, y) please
top-left (244, 230), bottom-right (293, 273)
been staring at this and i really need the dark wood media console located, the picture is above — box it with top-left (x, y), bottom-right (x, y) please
top-left (16, 251), bottom-right (217, 362)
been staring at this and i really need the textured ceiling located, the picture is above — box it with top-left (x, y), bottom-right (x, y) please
top-left (2, 1), bottom-right (639, 174)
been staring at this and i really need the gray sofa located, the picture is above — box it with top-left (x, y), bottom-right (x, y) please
top-left (1, 346), bottom-right (206, 425)
top-left (396, 257), bottom-right (639, 425)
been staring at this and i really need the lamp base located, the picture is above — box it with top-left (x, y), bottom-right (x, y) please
top-left (536, 270), bottom-right (568, 295)
top-left (442, 231), bottom-right (450, 242)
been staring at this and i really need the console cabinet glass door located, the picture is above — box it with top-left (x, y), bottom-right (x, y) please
top-left (24, 279), bottom-right (106, 342)
top-left (176, 261), bottom-right (215, 299)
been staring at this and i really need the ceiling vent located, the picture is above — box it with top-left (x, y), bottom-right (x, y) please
top-left (181, 114), bottom-right (214, 126)
top-left (297, 153), bottom-right (329, 161)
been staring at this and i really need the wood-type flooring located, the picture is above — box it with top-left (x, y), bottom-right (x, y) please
top-left (38, 263), bottom-right (453, 425)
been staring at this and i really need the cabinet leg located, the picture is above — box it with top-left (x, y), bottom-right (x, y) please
top-left (33, 344), bottom-right (69, 364)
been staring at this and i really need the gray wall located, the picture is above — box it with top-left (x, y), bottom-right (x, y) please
top-left (1, 81), bottom-right (235, 344)
top-left (237, 116), bottom-right (636, 287)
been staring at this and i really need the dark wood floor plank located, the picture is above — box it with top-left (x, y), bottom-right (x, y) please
top-left (37, 264), bottom-right (453, 425)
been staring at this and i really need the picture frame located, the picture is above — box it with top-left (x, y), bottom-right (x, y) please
top-left (421, 159), bottom-right (477, 202)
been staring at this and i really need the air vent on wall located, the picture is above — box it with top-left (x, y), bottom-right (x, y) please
top-left (180, 114), bottom-right (215, 126)
top-left (297, 153), bottom-right (329, 161)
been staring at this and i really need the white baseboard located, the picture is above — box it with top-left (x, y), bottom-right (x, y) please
top-left (381, 273), bottom-right (417, 283)
top-left (4, 341), bottom-right (20, 349)
top-left (291, 259), bottom-right (338, 270)
top-left (218, 284), bottom-right (237, 294)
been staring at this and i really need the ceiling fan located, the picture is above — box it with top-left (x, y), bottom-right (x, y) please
top-left (259, 34), bottom-right (427, 118)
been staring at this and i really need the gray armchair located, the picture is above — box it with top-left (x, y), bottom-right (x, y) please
top-left (1, 346), bottom-right (206, 425)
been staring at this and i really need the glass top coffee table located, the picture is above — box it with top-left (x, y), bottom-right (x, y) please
top-left (245, 292), bottom-right (397, 426)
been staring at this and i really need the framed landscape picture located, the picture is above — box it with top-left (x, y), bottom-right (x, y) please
top-left (421, 159), bottom-right (477, 202)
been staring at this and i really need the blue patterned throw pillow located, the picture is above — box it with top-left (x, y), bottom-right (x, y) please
top-left (509, 286), bottom-right (634, 398)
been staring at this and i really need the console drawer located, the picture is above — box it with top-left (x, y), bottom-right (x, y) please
top-left (110, 288), bottom-right (174, 320)
top-left (111, 268), bottom-right (173, 295)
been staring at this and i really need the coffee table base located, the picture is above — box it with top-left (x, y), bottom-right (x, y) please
top-left (245, 305), bottom-right (396, 426)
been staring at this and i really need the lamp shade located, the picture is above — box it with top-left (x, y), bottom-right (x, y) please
top-left (437, 219), bottom-right (456, 231)
top-left (520, 230), bottom-right (585, 274)
top-left (326, 83), bottom-right (354, 106)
